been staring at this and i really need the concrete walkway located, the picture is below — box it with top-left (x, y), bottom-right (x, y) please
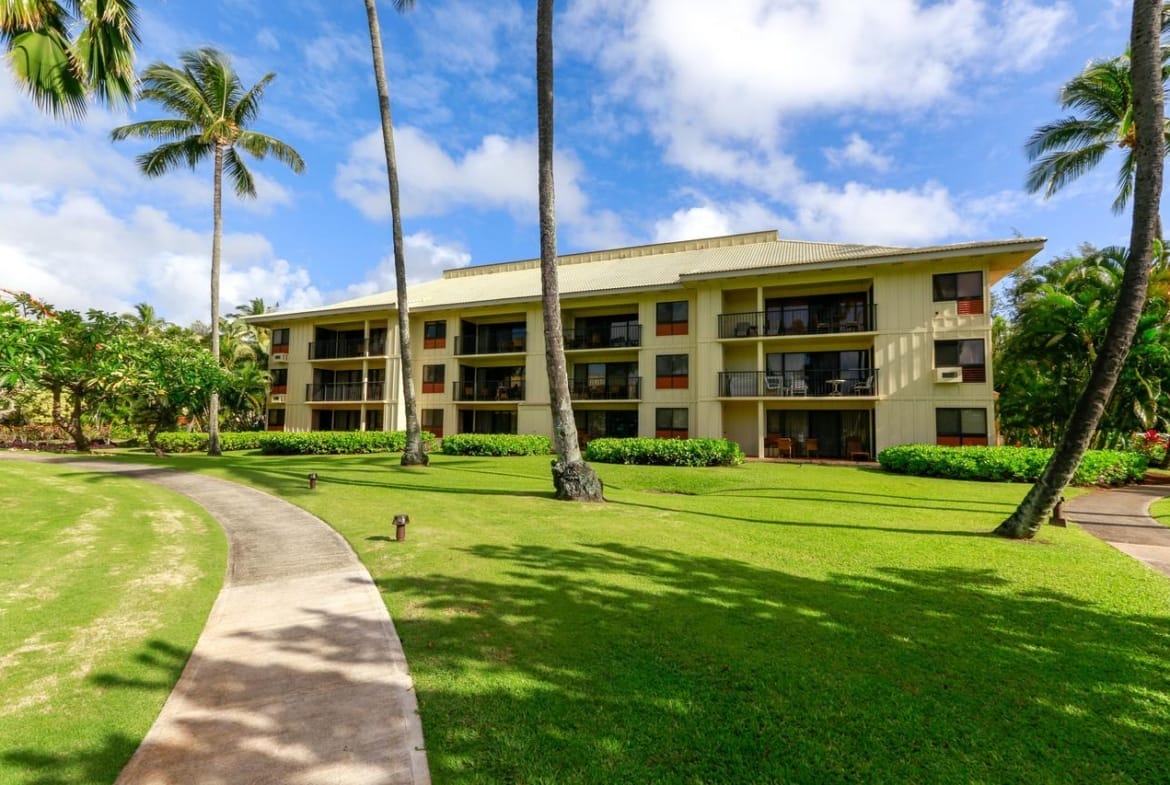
top-left (2, 455), bottom-right (429, 785)
top-left (1063, 483), bottom-right (1170, 578)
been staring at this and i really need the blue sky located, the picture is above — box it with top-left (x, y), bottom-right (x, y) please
top-left (0, 0), bottom-right (1151, 325)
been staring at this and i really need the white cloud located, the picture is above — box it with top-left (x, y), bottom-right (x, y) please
top-left (256, 28), bottom-right (281, 51)
top-left (334, 126), bottom-right (590, 223)
top-left (565, 0), bottom-right (1071, 194)
top-left (414, 0), bottom-right (525, 76)
top-left (824, 134), bottom-right (894, 173)
top-left (783, 181), bottom-right (969, 245)
top-left (339, 232), bottom-right (473, 299)
top-left (653, 202), bottom-right (783, 244)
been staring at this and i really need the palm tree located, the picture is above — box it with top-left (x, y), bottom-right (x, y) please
top-left (536, 0), bottom-right (603, 501)
top-left (998, 0), bottom-right (1165, 538)
top-left (1, 0), bottom-right (139, 118)
top-left (124, 302), bottom-right (167, 336)
top-left (110, 48), bottom-right (304, 456)
top-left (1024, 39), bottom-right (1169, 220)
top-left (362, 0), bottom-right (427, 466)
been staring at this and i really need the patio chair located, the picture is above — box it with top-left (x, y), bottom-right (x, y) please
top-left (773, 437), bottom-right (793, 458)
top-left (847, 438), bottom-right (870, 461)
top-left (786, 377), bottom-right (808, 396)
top-left (853, 374), bottom-right (874, 395)
top-left (804, 438), bottom-right (819, 458)
top-left (764, 374), bottom-right (784, 395)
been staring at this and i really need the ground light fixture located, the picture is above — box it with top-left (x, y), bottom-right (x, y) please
top-left (394, 514), bottom-right (409, 541)
top-left (308, 472), bottom-right (318, 490)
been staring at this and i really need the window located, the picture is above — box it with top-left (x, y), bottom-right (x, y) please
top-left (423, 364), bottom-right (446, 394)
top-left (932, 271), bottom-right (984, 314)
top-left (271, 328), bottom-right (290, 351)
top-left (936, 408), bottom-right (988, 446)
top-left (266, 408), bottom-right (285, 428)
top-left (934, 339), bottom-right (986, 382)
top-left (655, 354), bottom-right (689, 389)
top-left (424, 320), bottom-right (447, 349)
top-left (270, 368), bottom-right (288, 393)
top-left (422, 409), bottom-right (444, 437)
top-left (655, 408), bottom-right (688, 439)
top-left (366, 410), bottom-right (383, 431)
top-left (656, 300), bottom-right (689, 336)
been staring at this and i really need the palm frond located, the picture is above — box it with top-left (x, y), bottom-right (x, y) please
top-left (7, 28), bottom-right (87, 119)
top-left (110, 117), bottom-right (197, 142)
top-left (1024, 143), bottom-right (1109, 197)
top-left (232, 72), bottom-right (275, 127)
top-left (136, 137), bottom-right (213, 177)
top-left (72, 0), bottom-right (139, 110)
top-left (223, 148), bottom-right (257, 198)
top-left (237, 131), bottom-right (306, 173)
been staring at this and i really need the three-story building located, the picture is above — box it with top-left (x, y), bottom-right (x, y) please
top-left (249, 230), bottom-right (1043, 459)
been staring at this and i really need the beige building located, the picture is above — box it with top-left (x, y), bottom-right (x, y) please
top-left (249, 230), bottom-right (1043, 459)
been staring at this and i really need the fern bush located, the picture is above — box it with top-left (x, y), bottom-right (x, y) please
top-left (585, 437), bottom-right (744, 467)
top-left (877, 444), bottom-right (1146, 485)
top-left (439, 433), bottom-right (552, 456)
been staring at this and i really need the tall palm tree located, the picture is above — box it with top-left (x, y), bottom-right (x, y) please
top-left (124, 301), bottom-right (167, 336)
top-left (1, 0), bottom-right (139, 118)
top-left (998, 0), bottom-right (1165, 538)
top-left (362, 0), bottom-right (427, 466)
top-left (110, 48), bottom-right (304, 456)
top-left (536, 0), bottom-right (603, 501)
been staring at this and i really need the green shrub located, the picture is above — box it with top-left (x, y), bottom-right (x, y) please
top-left (156, 430), bottom-right (434, 455)
top-left (440, 433), bottom-right (552, 456)
top-left (877, 444), bottom-right (1147, 485)
top-left (585, 437), bottom-right (745, 467)
top-left (257, 430), bottom-right (435, 455)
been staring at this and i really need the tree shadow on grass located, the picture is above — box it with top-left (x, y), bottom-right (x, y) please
top-left (377, 541), bottom-right (1170, 784)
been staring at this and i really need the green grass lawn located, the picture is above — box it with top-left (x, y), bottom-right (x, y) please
top-left (0, 459), bottom-right (226, 785)
top-left (1151, 498), bottom-right (1170, 527)
top-left (100, 451), bottom-right (1170, 785)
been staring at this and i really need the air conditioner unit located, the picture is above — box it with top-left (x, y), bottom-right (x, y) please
top-left (934, 367), bottom-right (963, 383)
top-left (271, 394), bottom-right (287, 404)
top-left (271, 352), bottom-right (289, 362)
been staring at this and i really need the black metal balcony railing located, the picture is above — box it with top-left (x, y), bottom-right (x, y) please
top-left (717, 369), bottom-right (879, 398)
top-left (718, 304), bottom-right (877, 338)
top-left (569, 377), bottom-right (642, 400)
top-left (304, 382), bottom-right (385, 402)
top-left (454, 335), bottom-right (527, 356)
top-left (563, 324), bottom-right (642, 350)
top-left (308, 338), bottom-right (387, 360)
top-left (452, 380), bottom-right (527, 402)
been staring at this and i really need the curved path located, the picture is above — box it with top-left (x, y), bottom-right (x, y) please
top-left (1063, 484), bottom-right (1170, 579)
top-left (2, 455), bottom-right (429, 785)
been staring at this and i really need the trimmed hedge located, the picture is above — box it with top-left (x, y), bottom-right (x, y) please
top-left (877, 444), bottom-right (1147, 486)
top-left (154, 430), bottom-right (435, 455)
top-left (440, 433), bottom-right (552, 456)
top-left (585, 437), bottom-right (745, 467)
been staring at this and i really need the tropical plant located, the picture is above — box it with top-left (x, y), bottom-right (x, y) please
top-left (996, 246), bottom-right (1170, 447)
top-left (362, 0), bottom-right (427, 466)
top-left (110, 47), bottom-right (304, 457)
top-left (998, 0), bottom-right (1165, 538)
top-left (0, 0), bottom-right (139, 118)
top-left (536, 0), bottom-right (602, 501)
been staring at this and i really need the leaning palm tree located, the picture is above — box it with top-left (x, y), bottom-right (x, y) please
top-left (536, 0), bottom-right (603, 501)
top-left (362, 0), bottom-right (427, 466)
top-left (998, 0), bottom-right (1165, 538)
top-left (1, 0), bottom-right (139, 118)
top-left (1024, 44), bottom-right (1169, 219)
top-left (110, 48), bottom-right (304, 456)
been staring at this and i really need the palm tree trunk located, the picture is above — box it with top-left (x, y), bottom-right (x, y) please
top-left (996, 0), bottom-right (1165, 538)
top-left (207, 143), bottom-right (223, 457)
top-left (363, 0), bottom-right (427, 466)
top-left (537, 0), bottom-right (602, 502)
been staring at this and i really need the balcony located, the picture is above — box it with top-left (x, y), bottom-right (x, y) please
top-left (718, 369), bottom-right (879, 398)
top-left (454, 335), bottom-right (527, 356)
top-left (718, 304), bottom-right (877, 338)
top-left (453, 380), bottom-right (526, 402)
top-left (305, 382), bottom-right (385, 402)
top-left (308, 338), bottom-right (387, 360)
top-left (564, 323), bottom-right (642, 350)
top-left (569, 377), bottom-right (642, 401)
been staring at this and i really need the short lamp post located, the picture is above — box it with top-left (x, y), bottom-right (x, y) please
top-left (394, 514), bottom-right (409, 541)
top-left (308, 472), bottom-right (319, 490)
